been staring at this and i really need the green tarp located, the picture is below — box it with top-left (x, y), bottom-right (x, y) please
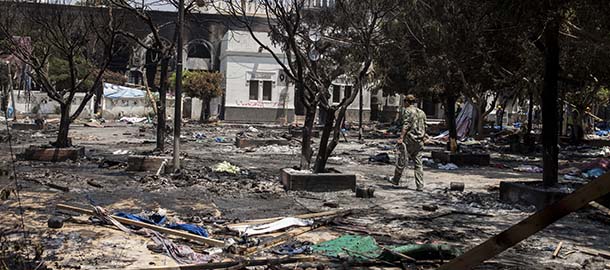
top-left (312, 234), bottom-right (462, 262)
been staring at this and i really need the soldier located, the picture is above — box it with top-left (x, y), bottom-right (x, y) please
top-left (387, 94), bottom-right (427, 190)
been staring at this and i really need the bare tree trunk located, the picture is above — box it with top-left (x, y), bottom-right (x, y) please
top-left (55, 103), bottom-right (72, 148)
top-left (445, 94), bottom-right (459, 153)
top-left (314, 107), bottom-right (335, 173)
top-left (156, 58), bottom-right (169, 151)
top-left (542, 13), bottom-right (560, 187)
top-left (300, 110), bottom-right (315, 170)
top-left (94, 83), bottom-right (102, 115)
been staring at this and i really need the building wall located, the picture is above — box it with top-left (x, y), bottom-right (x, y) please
top-left (220, 30), bottom-right (294, 122)
top-left (219, 30), bottom-right (371, 123)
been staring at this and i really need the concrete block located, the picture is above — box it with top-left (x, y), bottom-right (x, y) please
top-left (22, 146), bottom-right (84, 162)
top-left (499, 181), bottom-right (571, 210)
top-left (11, 122), bottom-right (45, 130)
top-left (126, 155), bottom-right (170, 172)
top-left (235, 137), bottom-right (290, 148)
top-left (431, 151), bottom-right (490, 166)
top-left (280, 168), bottom-right (356, 192)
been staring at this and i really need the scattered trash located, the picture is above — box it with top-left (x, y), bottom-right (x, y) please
top-left (563, 174), bottom-right (586, 181)
top-left (449, 182), bottom-right (465, 192)
top-left (48, 216), bottom-right (64, 228)
top-left (422, 204), bottom-right (438, 212)
top-left (214, 137), bottom-right (227, 143)
top-left (119, 117), bottom-right (147, 124)
top-left (312, 235), bottom-right (461, 261)
top-left (369, 153), bottom-right (391, 164)
top-left (273, 241), bottom-right (312, 255)
top-left (355, 186), bottom-right (375, 198)
top-left (229, 217), bottom-right (314, 236)
top-left (513, 165), bottom-right (543, 173)
top-left (583, 167), bottom-right (605, 179)
top-left (192, 132), bottom-right (206, 140)
top-left (247, 126), bottom-right (259, 133)
top-left (112, 149), bottom-right (131, 155)
top-left (438, 163), bottom-right (459, 170)
top-left (422, 157), bottom-right (435, 167)
top-left (213, 161), bottom-right (241, 174)
top-left (112, 210), bottom-right (210, 238)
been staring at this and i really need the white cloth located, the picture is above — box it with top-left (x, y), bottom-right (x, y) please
top-left (230, 217), bottom-right (314, 236)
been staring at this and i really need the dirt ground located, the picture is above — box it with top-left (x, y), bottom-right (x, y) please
top-left (2, 121), bottom-right (610, 269)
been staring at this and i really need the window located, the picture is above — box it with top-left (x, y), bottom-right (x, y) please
top-left (262, 81), bottom-right (272, 101)
top-left (332, 85), bottom-right (341, 103)
top-left (249, 80), bottom-right (259, 100)
top-left (344, 86), bottom-right (352, 99)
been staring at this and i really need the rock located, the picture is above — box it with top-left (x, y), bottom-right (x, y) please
top-left (422, 204), bottom-right (439, 212)
top-left (449, 182), bottom-right (465, 192)
top-left (323, 201), bottom-right (340, 208)
top-left (48, 216), bottom-right (64, 229)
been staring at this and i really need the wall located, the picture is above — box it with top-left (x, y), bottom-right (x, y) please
top-left (9, 90), bottom-right (159, 119)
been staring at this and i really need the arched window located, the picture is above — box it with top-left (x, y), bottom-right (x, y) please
top-left (188, 43), bottom-right (211, 59)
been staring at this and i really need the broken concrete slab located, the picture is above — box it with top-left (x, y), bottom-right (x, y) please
top-left (499, 181), bottom-right (572, 210)
top-left (235, 137), bottom-right (290, 148)
top-left (126, 155), bottom-right (170, 172)
top-left (22, 146), bottom-right (85, 162)
top-left (280, 168), bottom-right (356, 192)
top-left (431, 151), bottom-right (490, 166)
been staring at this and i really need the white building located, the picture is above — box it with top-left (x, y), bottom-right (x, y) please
top-left (216, 30), bottom-right (370, 123)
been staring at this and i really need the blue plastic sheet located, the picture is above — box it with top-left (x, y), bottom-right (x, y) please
top-left (166, 223), bottom-right (209, 237)
top-left (114, 212), bottom-right (208, 237)
top-left (103, 83), bottom-right (146, 99)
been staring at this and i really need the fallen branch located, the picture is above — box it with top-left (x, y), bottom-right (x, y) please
top-left (56, 204), bottom-right (224, 247)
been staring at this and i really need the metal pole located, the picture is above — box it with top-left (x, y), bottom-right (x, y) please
top-left (173, 0), bottom-right (185, 170)
top-left (358, 81), bottom-right (363, 141)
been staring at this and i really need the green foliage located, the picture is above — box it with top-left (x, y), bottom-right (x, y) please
top-left (48, 56), bottom-right (95, 92)
top-left (170, 70), bottom-right (224, 99)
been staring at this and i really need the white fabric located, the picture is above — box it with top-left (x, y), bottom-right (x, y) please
top-left (230, 217), bottom-right (314, 236)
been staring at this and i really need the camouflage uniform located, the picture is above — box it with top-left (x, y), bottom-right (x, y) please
top-left (393, 104), bottom-right (427, 189)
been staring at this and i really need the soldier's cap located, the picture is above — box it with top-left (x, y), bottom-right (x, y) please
top-left (405, 94), bottom-right (416, 102)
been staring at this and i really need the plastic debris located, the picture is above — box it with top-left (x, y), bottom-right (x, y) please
top-left (193, 132), bottom-right (206, 140)
top-left (247, 126), bottom-right (259, 133)
top-left (513, 165), bottom-right (543, 173)
top-left (438, 163), bottom-right (459, 170)
top-left (583, 167), bottom-right (605, 179)
top-left (112, 149), bottom-right (131, 155)
top-left (369, 153), bottom-right (391, 164)
top-left (312, 235), bottom-right (461, 261)
top-left (213, 161), bottom-right (240, 174)
top-left (229, 217), bottom-right (313, 236)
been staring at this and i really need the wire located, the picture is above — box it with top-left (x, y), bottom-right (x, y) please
top-left (3, 109), bottom-right (27, 241)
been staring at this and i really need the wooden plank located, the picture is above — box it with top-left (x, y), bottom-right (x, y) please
top-left (438, 172), bottom-right (610, 270)
top-left (552, 241), bottom-right (563, 258)
top-left (133, 255), bottom-right (315, 270)
top-left (56, 204), bottom-right (224, 247)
